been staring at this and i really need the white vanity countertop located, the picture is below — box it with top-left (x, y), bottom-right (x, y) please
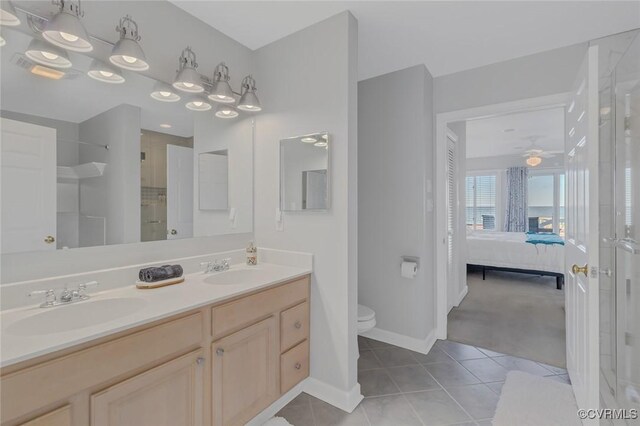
top-left (0, 263), bottom-right (311, 368)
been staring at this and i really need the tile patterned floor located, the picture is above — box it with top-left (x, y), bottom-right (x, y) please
top-left (276, 337), bottom-right (570, 426)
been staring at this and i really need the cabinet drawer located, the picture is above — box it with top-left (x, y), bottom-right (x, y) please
top-left (280, 340), bottom-right (309, 394)
top-left (1, 312), bottom-right (203, 424)
top-left (19, 405), bottom-right (71, 426)
top-left (211, 276), bottom-right (309, 339)
top-left (280, 302), bottom-right (309, 352)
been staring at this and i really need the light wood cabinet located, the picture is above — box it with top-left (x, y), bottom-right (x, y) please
top-left (212, 317), bottom-right (279, 426)
top-left (1, 275), bottom-right (310, 426)
top-left (91, 350), bottom-right (204, 426)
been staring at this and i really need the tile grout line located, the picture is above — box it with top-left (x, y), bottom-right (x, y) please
top-left (383, 352), bottom-right (428, 426)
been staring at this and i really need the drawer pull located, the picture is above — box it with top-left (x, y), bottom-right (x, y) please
top-left (216, 348), bottom-right (224, 356)
top-left (294, 321), bottom-right (302, 329)
top-left (196, 356), bottom-right (205, 365)
top-left (294, 362), bottom-right (302, 370)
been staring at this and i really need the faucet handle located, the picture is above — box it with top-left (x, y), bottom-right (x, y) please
top-left (200, 261), bottom-right (212, 273)
top-left (77, 281), bottom-right (99, 297)
top-left (28, 289), bottom-right (57, 307)
top-left (222, 258), bottom-right (230, 268)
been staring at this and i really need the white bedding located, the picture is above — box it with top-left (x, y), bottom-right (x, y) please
top-left (466, 231), bottom-right (564, 274)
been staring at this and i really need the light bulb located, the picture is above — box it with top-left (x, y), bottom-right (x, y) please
top-left (159, 91), bottom-right (171, 97)
top-left (60, 32), bottom-right (79, 42)
top-left (122, 55), bottom-right (137, 64)
top-left (41, 51), bottom-right (59, 60)
top-left (183, 82), bottom-right (194, 88)
top-left (100, 71), bottom-right (113, 77)
top-left (222, 110), bottom-right (231, 115)
top-left (193, 101), bottom-right (203, 107)
top-left (301, 137), bottom-right (317, 143)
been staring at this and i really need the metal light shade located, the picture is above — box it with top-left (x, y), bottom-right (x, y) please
top-left (237, 90), bottom-right (261, 112)
top-left (526, 156), bottom-right (542, 167)
top-left (25, 39), bottom-right (72, 68)
top-left (0, 0), bottom-right (20, 26)
top-left (173, 66), bottom-right (203, 93)
top-left (186, 96), bottom-right (212, 111)
top-left (42, 10), bottom-right (92, 52)
top-left (110, 38), bottom-right (148, 71)
top-left (208, 80), bottom-right (235, 103)
top-left (215, 104), bottom-right (238, 119)
top-left (150, 81), bottom-right (180, 102)
top-left (87, 60), bottom-right (125, 84)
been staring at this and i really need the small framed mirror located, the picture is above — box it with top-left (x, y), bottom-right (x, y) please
top-left (280, 132), bottom-right (330, 211)
top-left (199, 150), bottom-right (229, 210)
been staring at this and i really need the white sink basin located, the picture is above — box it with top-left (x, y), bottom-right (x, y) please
top-left (6, 298), bottom-right (147, 336)
top-left (203, 268), bottom-right (266, 285)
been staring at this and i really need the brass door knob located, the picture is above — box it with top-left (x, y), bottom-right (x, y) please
top-left (572, 264), bottom-right (588, 276)
top-left (44, 235), bottom-right (55, 244)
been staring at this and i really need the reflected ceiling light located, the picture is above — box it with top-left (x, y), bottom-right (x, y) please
top-left (186, 96), bottom-right (212, 111)
top-left (526, 155), bottom-right (542, 167)
top-left (42, 0), bottom-right (92, 52)
top-left (31, 64), bottom-right (65, 80)
top-left (208, 62), bottom-right (235, 103)
top-left (173, 46), bottom-right (203, 93)
top-left (87, 59), bottom-right (124, 84)
top-left (237, 75), bottom-right (261, 112)
top-left (301, 137), bottom-right (317, 143)
top-left (0, 0), bottom-right (20, 26)
top-left (214, 104), bottom-right (238, 119)
top-left (25, 38), bottom-right (72, 69)
top-left (0, 35), bottom-right (4, 46)
top-left (314, 141), bottom-right (327, 148)
top-left (160, 123), bottom-right (172, 128)
top-left (150, 81), bottom-right (180, 102)
top-left (109, 15), bottom-right (148, 71)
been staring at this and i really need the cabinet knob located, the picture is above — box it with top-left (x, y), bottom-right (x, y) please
top-left (216, 348), bottom-right (224, 356)
top-left (294, 362), bottom-right (301, 370)
top-left (169, 229), bottom-right (178, 235)
top-left (196, 357), bottom-right (205, 365)
top-left (294, 321), bottom-right (302, 329)
top-left (44, 235), bottom-right (55, 244)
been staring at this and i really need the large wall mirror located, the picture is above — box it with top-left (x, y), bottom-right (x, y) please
top-left (280, 132), bottom-right (330, 211)
top-left (0, 1), bottom-right (256, 255)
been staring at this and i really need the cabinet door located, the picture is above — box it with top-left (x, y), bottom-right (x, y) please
top-left (91, 351), bottom-right (204, 426)
top-left (20, 405), bottom-right (71, 426)
top-left (212, 317), bottom-right (278, 426)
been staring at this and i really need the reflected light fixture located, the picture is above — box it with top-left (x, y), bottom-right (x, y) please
top-left (110, 15), bottom-right (148, 71)
top-left (526, 155), bottom-right (542, 167)
top-left (25, 38), bottom-right (72, 68)
top-left (173, 46), bottom-right (204, 93)
top-left (314, 141), bottom-right (327, 148)
top-left (208, 62), bottom-right (235, 103)
top-left (87, 59), bottom-right (125, 84)
top-left (0, 0), bottom-right (20, 26)
top-left (42, 0), bottom-right (92, 52)
top-left (0, 35), bottom-right (5, 46)
top-left (150, 81), bottom-right (180, 102)
top-left (159, 123), bottom-right (172, 128)
top-left (31, 64), bottom-right (65, 80)
top-left (237, 75), bottom-right (261, 112)
top-left (301, 137), bottom-right (317, 143)
top-left (214, 104), bottom-right (238, 119)
top-left (186, 96), bottom-right (212, 111)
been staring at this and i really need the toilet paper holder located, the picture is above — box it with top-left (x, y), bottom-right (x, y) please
top-left (401, 256), bottom-right (420, 269)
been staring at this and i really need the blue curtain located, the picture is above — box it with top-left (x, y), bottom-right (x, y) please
top-left (504, 167), bottom-right (528, 232)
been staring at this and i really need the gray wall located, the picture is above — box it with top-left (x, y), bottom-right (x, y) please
top-left (358, 64), bottom-right (435, 342)
top-left (434, 43), bottom-right (587, 113)
top-left (254, 12), bottom-right (360, 401)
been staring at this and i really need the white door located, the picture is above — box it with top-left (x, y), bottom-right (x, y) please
top-left (565, 45), bottom-right (600, 413)
top-left (446, 133), bottom-right (457, 311)
top-left (167, 145), bottom-right (193, 240)
top-left (1, 118), bottom-right (57, 253)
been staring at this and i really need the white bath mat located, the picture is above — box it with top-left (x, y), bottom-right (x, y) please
top-left (262, 417), bottom-right (293, 426)
top-left (493, 371), bottom-right (581, 426)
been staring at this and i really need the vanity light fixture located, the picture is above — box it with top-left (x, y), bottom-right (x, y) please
top-left (87, 59), bottom-right (124, 84)
top-left (42, 0), bottom-right (92, 52)
top-left (185, 96), bottom-right (212, 111)
top-left (150, 81), bottom-right (180, 102)
top-left (526, 155), bottom-right (542, 167)
top-left (25, 38), bottom-right (72, 69)
top-left (314, 141), bottom-right (327, 148)
top-left (0, 0), bottom-right (20, 26)
top-left (301, 137), bottom-right (317, 143)
top-left (159, 123), bottom-right (172, 128)
top-left (237, 75), bottom-right (262, 112)
top-left (109, 15), bottom-right (148, 71)
top-left (208, 62), bottom-right (235, 103)
top-left (173, 46), bottom-right (204, 93)
top-left (214, 104), bottom-right (238, 119)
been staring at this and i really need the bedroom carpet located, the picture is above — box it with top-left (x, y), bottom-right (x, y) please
top-left (448, 270), bottom-right (566, 367)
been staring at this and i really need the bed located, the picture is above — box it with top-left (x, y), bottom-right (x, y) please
top-left (466, 231), bottom-right (565, 289)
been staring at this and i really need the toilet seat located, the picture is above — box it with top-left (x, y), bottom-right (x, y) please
top-left (357, 304), bottom-right (376, 334)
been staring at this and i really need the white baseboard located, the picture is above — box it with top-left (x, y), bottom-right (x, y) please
top-left (456, 285), bottom-right (469, 306)
top-left (246, 379), bottom-right (309, 426)
top-left (361, 327), bottom-right (437, 355)
top-left (304, 377), bottom-right (363, 413)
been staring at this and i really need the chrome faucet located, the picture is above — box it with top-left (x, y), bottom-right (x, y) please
top-left (200, 258), bottom-right (231, 273)
top-left (28, 281), bottom-right (99, 308)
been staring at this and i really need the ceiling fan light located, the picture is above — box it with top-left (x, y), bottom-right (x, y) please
top-left (42, 5), bottom-right (92, 52)
top-left (150, 81), bottom-right (180, 102)
top-left (186, 96), bottom-right (212, 111)
top-left (214, 104), bottom-right (238, 119)
top-left (526, 156), bottom-right (542, 167)
top-left (25, 38), bottom-right (72, 68)
top-left (0, 0), bottom-right (20, 26)
top-left (87, 59), bottom-right (125, 84)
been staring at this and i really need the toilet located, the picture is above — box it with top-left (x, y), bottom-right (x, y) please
top-left (357, 304), bottom-right (376, 334)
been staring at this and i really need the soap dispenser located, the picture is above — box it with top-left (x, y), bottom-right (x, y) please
top-left (246, 241), bottom-right (257, 266)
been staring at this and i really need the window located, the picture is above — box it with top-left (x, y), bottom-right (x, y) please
top-left (528, 172), bottom-right (565, 235)
top-left (466, 174), bottom-right (497, 230)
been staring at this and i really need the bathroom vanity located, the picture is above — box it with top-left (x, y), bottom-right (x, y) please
top-left (0, 266), bottom-right (311, 426)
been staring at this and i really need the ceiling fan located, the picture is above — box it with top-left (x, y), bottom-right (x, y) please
top-left (521, 136), bottom-right (563, 167)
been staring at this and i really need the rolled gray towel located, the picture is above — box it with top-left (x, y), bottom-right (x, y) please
top-left (139, 265), bottom-right (183, 282)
